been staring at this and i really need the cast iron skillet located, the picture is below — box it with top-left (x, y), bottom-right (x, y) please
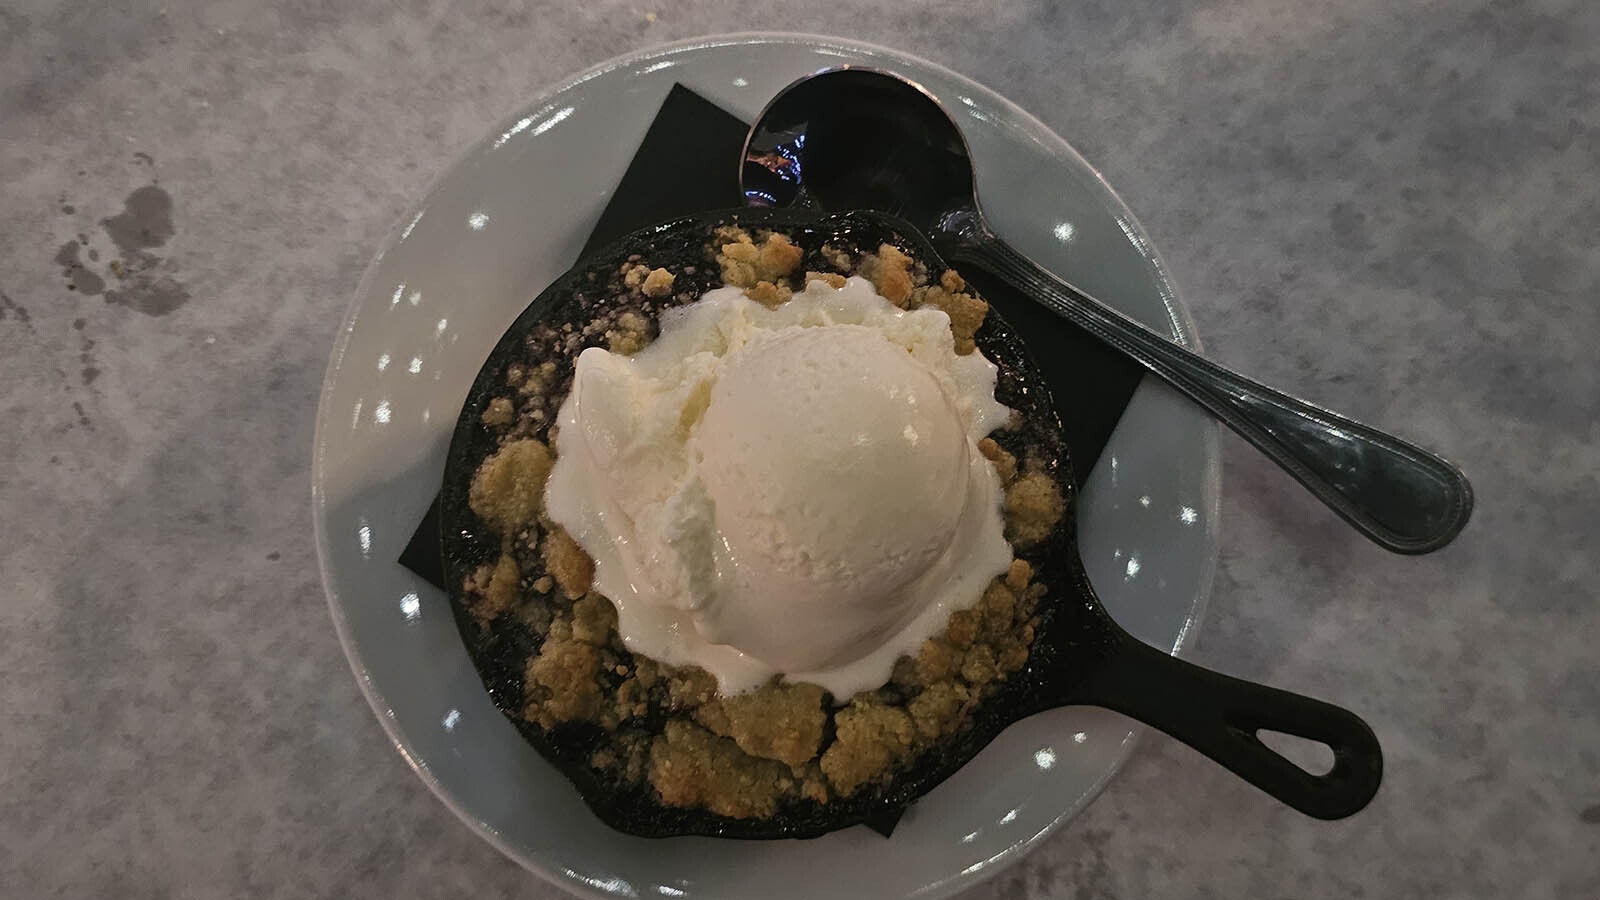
top-left (440, 206), bottom-right (1382, 839)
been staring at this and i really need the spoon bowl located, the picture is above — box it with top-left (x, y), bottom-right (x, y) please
top-left (743, 67), bottom-right (1474, 555)
top-left (742, 69), bottom-right (973, 224)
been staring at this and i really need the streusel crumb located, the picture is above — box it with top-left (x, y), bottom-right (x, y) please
top-left (977, 437), bottom-right (1019, 485)
top-left (641, 267), bottom-right (675, 297)
top-left (468, 439), bottom-right (552, 536)
top-left (525, 638), bottom-right (604, 728)
top-left (745, 280), bottom-right (791, 308)
top-left (1003, 469), bottom-right (1066, 547)
top-left (858, 243), bottom-right (915, 307)
top-left (542, 525), bottom-right (594, 598)
top-left (466, 552), bottom-right (521, 626)
top-left (912, 280), bottom-right (987, 355)
top-left (481, 396), bottom-right (516, 427)
top-left (650, 720), bottom-right (796, 819)
top-left (716, 228), bottom-right (803, 288)
top-left (820, 702), bottom-right (916, 796)
top-left (694, 682), bottom-right (828, 770)
top-left (606, 310), bottom-right (651, 355)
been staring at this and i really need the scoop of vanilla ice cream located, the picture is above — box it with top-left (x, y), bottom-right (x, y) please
top-left (690, 325), bottom-right (973, 671)
top-left (543, 275), bottom-right (1014, 697)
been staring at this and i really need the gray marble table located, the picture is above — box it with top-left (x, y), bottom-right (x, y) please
top-left (3, 1), bottom-right (1597, 897)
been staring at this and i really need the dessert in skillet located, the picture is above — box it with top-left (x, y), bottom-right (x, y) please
top-left (450, 216), bottom-right (1067, 829)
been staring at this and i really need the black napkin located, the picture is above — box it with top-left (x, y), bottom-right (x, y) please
top-left (399, 84), bottom-right (1144, 837)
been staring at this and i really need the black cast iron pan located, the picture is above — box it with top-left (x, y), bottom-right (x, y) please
top-left (439, 206), bottom-right (1382, 839)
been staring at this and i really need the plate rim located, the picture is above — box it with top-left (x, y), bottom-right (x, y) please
top-left (312, 30), bottom-right (1220, 900)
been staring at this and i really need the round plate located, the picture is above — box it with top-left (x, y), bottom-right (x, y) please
top-left (313, 33), bottom-right (1220, 900)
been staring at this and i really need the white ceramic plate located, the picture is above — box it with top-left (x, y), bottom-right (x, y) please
top-left (313, 33), bottom-right (1219, 900)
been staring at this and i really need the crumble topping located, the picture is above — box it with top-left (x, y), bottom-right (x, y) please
top-left (460, 226), bottom-right (1066, 817)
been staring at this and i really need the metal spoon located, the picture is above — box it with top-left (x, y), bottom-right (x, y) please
top-left (741, 67), bottom-right (1474, 555)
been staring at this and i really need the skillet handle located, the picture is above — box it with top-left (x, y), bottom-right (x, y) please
top-left (1059, 630), bottom-right (1383, 819)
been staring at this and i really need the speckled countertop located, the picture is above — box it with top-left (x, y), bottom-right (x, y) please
top-left (3, 1), bottom-right (1597, 897)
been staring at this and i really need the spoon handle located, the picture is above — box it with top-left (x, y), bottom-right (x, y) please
top-left (1045, 626), bottom-right (1383, 820)
top-left (940, 232), bottom-right (1473, 554)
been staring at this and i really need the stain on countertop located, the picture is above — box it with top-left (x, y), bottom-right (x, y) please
top-left (73, 317), bottom-right (99, 387)
top-left (52, 172), bottom-right (192, 317)
top-left (0, 290), bottom-right (32, 327)
top-left (101, 183), bottom-right (190, 316)
top-left (101, 185), bottom-right (175, 253)
top-left (105, 253), bottom-right (190, 316)
top-left (55, 240), bottom-right (106, 296)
